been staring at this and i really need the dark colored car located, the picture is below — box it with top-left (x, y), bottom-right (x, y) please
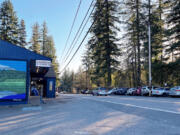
top-left (115, 88), bottom-right (129, 95)
top-left (81, 89), bottom-right (88, 94)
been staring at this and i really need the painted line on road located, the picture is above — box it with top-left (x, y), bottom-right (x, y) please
top-left (82, 97), bottom-right (180, 115)
top-left (109, 96), bottom-right (180, 104)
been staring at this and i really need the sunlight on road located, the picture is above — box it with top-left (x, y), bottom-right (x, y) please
top-left (83, 112), bottom-right (141, 135)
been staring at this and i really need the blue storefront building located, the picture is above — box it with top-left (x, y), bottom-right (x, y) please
top-left (0, 39), bottom-right (56, 105)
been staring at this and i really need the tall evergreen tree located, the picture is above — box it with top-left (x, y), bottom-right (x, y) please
top-left (167, 0), bottom-right (180, 58)
top-left (88, 0), bottom-right (120, 87)
top-left (82, 46), bottom-right (92, 89)
top-left (45, 36), bottom-right (60, 86)
top-left (0, 0), bottom-right (19, 45)
top-left (30, 23), bottom-right (41, 54)
top-left (41, 21), bottom-right (48, 55)
top-left (19, 19), bottom-right (26, 48)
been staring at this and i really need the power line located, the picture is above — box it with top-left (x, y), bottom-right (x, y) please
top-left (62, 0), bottom-right (95, 65)
top-left (59, 0), bottom-right (82, 64)
top-left (60, 22), bottom-right (93, 75)
top-left (63, 1), bottom-right (95, 65)
top-left (60, 3), bottom-right (99, 74)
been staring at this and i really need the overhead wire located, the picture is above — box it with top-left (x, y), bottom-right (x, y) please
top-left (62, 0), bottom-right (95, 65)
top-left (60, 1), bottom-right (100, 75)
top-left (59, 0), bottom-right (82, 64)
top-left (63, 1), bottom-right (95, 65)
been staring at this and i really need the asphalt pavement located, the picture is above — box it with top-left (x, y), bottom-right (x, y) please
top-left (0, 94), bottom-right (180, 135)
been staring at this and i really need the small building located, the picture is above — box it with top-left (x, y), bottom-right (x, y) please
top-left (0, 39), bottom-right (56, 105)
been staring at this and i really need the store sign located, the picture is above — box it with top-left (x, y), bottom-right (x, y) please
top-left (36, 60), bottom-right (51, 67)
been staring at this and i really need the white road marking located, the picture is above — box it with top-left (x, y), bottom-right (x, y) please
top-left (82, 97), bottom-right (180, 115)
top-left (112, 96), bottom-right (180, 104)
top-left (22, 106), bottom-right (42, 111)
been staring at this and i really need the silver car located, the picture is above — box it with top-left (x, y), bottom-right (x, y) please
top-left (141, 86), bottom-right (151, 96)
top-left (92, 87), bottom-right (108, 96)
top-left (169, 86), bottom-right (180, 97)
top-left (126, 88), bottom-right (136, 95)
top-left (152, 87), bottom-right (169, 96)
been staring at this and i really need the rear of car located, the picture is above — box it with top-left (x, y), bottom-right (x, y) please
top-left (92, 89), bottom-right (98, 96)
top-left (133, 87), bottom-right (141, 96)
top-left (152, 87), bottom-right (169, 96)
top-left (107, 88), bottom-right (117, 95)
top-left (141, 86), bottom-right (151, 96)
top-left (92, 87), bottom-right (108, 96)
top-left (169, 86), bottom-right (180, 97)
top-left (81, 89), bottom-right (87, 94)
top-left (115, 88), bottom-right (129, 95)
top-left (98, 87), bottom-right (108, 96)
top-left (126, 88), bottom-right (136, 95)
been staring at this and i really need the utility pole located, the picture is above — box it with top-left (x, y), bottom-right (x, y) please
top-left (136, 0), bottom-right (141, 87)
top-left (148, 0), bottom-right (152, 87)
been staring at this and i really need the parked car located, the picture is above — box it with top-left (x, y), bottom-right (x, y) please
top-left (126, 88), bottom-right (136, 95)
top-left (85, 90), bottom-right (92, 94)
top-left (152, 87), bottom-right (170, 96)
top-left (169, 86), bottom-right (180, 97)
top-left (92, 87), bottom-right (108, 96)
top-left (98, 89), bottom-right (108, 96)
top-left (115, 88), bottom-right (129, 95)
top-left (81, 89), bottom-right (87, 94)
top-left (107, 88), bottom-right (118, 95)
top-left (92, 89), bottom-right (98, 96)
top-left (141, 86), bottom-right (154, 96)
top-left (60, 91), bottom-right (67, 94)
top-left (132, 87), bottom-right (141, 96)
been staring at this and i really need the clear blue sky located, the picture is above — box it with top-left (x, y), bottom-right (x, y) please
top-left (3, 0), bottom-right (92, 72)
top-left (0, 60), bottom-right (27, 72)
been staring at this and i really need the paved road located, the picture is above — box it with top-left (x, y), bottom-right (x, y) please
top-left (0, 94), bottom-right (180, 135)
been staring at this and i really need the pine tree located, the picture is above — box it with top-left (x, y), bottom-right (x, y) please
top-left (41, 21), bottom-right (48, 55)
top-left (0, 0), bottom-right (19, 45)
top-left (19, 19), bottom-right (26, 48)
top-left (30, 23), bottom-right (41, 54)
top-left (165, 0), bottom-right (180, 85)
top-left (123, 0), bottom-right (148, 86)
top-left (82, 46), bottom-right (92, 89)
top-left (45, 36), bottom-right (60, 86)
top-left (88, 0), bottom-right (120, 87)
top-left (167, 0), bottom-right (180, 58)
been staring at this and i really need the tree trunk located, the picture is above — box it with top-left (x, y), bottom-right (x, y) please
top-left (105, 0), bottom-right (112, 88)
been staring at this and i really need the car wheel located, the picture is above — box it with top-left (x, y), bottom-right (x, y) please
top-left (162, 93), bottom-right (167, 97)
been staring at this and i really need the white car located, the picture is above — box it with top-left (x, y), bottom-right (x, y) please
top-left (169, 86), bottom-right (180, 97)
top-left (126, 88), bottom-right (136, 95)
top-left (141, 86), bottom-right (151, 96)
top-left (152, 87), bottom-right (169, 96)
top-left (107, 88), bottom-right (118, 95)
